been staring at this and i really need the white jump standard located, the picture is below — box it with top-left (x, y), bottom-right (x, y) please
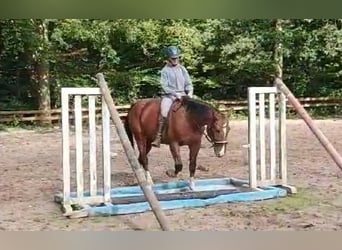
top-left (247, 87), bottom-right (296, 194)
top-left (54, 85), bottom-right (296, 218)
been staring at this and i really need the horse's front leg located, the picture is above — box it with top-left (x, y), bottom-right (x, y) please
top-left (144, 143), bottom-right (153, 186)
top-left (166, 142), bottom-right (183, 178)
top-left (188, 142), bottom-right (201, 191)
top-left (137, 138), bottom-right (154, 187)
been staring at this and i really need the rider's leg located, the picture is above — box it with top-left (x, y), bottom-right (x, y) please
top-left (151, 96), bottom-right (172, 147)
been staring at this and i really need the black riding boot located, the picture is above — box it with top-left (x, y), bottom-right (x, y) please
top-left (151, 116), bottom-right (166, 148)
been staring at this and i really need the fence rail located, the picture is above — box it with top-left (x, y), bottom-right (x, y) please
top-left (1, 97), bottom-right (341, 124)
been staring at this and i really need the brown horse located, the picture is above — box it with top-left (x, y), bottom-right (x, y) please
top-left (124, 96), bottom-right (230, 190)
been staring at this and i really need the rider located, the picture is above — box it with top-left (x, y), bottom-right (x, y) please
top-left (151, 45), bottom-right (194, 147)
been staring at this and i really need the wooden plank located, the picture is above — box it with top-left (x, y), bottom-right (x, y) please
top-left (248, 88), bottom-right (257, 189)
top-left (88, 96), bottom-right (97, 197)
top-left (256, 178), bottom-right (285, 187)
top-left (111, 188), bottom-right (249, 205)
top-left (1, 101), bottom-right (339, 121)
top-left (229, 178), bottom-right (262, 191)
top-left (61, 89), bottom-right (71, 207)
top-left (55, 193), bottom-right (107, 205)
top-left (70, 196), bottom-right (105, 206)
top-left (258, 93), bottom-right (266, 182)
top-left (0, 112), bottom-right (128, 123)
top-left (269, 93), bottom-right (276, 182)
top-left (1, 95), bottom-right (340, 116)
top-left (0, 110), bottom-right (54, 115)
top-left (74, 95), bottom-right (84, 202)
top-left (216, 96), bottom-right (342, 105)
top-left (102, 97), bottom-right (111, 203)
top-left (2, 100), bottom-right (341, 124)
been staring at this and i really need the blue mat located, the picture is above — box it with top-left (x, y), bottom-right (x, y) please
top-left (55, 177), bottom-right (288, 216)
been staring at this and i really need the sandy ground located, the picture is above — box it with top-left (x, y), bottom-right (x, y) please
top-left (1, 119), bottom-right (342, 231)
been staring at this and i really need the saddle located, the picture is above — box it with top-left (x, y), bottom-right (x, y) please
top-left (171, 98), bottom-right (183, 112)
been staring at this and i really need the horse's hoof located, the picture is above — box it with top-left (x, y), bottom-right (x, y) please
top-left (189, 177), bottom-right (195, 191)
top-left (165, 169), bottom-right (176, 177)
top-left (189, 183), bottom-right (195, 191)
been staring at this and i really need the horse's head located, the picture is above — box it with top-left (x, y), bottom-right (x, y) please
top-left (180, 97), bottom-right (230, 157)
top-left (206, 111), bottom-right (230, 157)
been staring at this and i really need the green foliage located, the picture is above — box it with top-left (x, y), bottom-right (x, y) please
top-left (283, 19), bottom-right (342, 97)
top-left (0, 19), bottom-right (341, 118)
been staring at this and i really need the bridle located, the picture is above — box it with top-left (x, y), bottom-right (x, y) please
top-left (203, 122), bottom-right (229, 148)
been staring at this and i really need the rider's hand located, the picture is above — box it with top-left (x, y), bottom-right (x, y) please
top-left (175, 93), bottom-right (182, 99)
top-left (185, 90), bottom-right (192, 98)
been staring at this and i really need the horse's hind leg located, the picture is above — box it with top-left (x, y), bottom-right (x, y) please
top-left (136, 137), bottom-right (154, 186)
top-left (188, 142), bottom-right (201, 191)
top-left (166, 142), bottom-right (183, 178)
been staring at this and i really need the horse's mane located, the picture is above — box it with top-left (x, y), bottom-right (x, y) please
top-left (181, 97), bottom-right (218, 119)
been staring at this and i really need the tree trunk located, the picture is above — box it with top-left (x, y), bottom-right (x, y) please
top-left (33, 19), bottom-right (51, 126)
top-left (273, 19), bottom-right (283, 79)
top-left (36, 60), bottom-right (51, 126)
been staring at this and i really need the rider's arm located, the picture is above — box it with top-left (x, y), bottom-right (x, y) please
top-left (182, 66), bottom-right (193, 97)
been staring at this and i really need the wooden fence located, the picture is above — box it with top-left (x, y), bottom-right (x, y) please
top-left (0, 97), bottom-right (341, 125)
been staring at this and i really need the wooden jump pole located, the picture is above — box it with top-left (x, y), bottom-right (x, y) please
top-left (95, 73), bottom-right (171, 231)
top-left (274, 77), bottom-right (342, 172)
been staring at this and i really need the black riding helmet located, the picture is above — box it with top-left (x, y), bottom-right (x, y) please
top-left (165, 45), bottom-right (180, 58)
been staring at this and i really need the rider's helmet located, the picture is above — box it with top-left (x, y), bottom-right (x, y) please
top-left (164, 45), bottom-right (180, 58)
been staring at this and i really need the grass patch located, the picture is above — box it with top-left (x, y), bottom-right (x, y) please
top-left (261, 188), bottom-right (318, 213)
top-left (0, 123), bottom-right (56, 133)
top-left (0, 124), bottom-right (8, 131)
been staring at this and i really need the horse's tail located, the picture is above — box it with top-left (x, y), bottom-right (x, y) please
top-left (123, 111), bottom-right (134, 149)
